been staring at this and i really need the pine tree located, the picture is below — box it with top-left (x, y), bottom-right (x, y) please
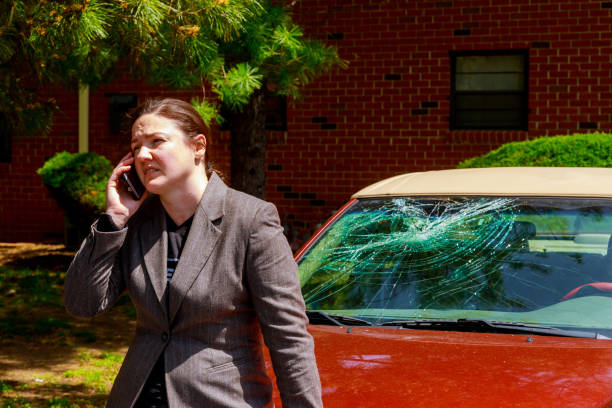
top-left (209, 3), bottom-right (346, 197)
top-left (0, 0), bottom-right (344, 197)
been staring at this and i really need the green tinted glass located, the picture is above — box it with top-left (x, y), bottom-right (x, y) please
top-left (299, 197), bottom-right (612, 333)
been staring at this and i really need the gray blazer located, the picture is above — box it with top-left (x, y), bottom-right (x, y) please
top-left (64, 173), bottom-right (322, 408)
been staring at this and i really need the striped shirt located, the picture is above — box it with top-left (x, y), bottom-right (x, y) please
top-left (167, 257), bottom-right (178, 282)
top-left (166, 213), bottom-right (193, 283)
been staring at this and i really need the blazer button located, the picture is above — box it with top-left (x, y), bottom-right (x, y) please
top-left (161, 332), bottom-right (169, 342)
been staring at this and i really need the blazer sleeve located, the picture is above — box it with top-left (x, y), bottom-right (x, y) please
top-left (64, 219), bottom-right (128, 318)
top-left (245, 202), bottom-right (323, 408)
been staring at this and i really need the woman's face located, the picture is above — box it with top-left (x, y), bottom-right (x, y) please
top-left (131, 113), bottom-right (198, 196)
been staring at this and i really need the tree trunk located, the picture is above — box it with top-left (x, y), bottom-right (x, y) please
top-left (229, 90), bottom-right (267, 199)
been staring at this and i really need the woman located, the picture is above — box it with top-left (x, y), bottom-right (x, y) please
top-left (64, 98), bottom-right (322, 408)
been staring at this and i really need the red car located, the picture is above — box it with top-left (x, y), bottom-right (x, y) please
top-left (272, 167), bottom-right (612, 407)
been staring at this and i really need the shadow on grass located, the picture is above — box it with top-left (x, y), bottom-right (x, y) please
top-left (0, 244), bottom-right (136, 407)
top-left (1, 378), bottom-right (108, 407)
top-left (2, 250), bottom-right (74, 273)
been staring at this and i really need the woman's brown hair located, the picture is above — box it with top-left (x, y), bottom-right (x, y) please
top-left (126, 98), bottom-right (217, 178)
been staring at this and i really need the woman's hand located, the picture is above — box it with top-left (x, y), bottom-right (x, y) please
top-left (105, 153), bottom-right (148, 228)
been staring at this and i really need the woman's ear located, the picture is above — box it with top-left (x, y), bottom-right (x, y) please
top-left (193, 134), bottom-right (207, 162)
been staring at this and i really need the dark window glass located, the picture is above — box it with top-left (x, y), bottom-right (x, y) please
top-left (108, 94), bottom-right (138, 134)
top-left (219, 93), bottom-right (287, 131)
top-left (0, 113), bottom-right (11, 163)
top-left (265, 94), bottom-right (287, 131)
top-left (450, 50), bottom-right (528, 130)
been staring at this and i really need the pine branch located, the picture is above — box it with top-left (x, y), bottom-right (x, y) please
top-left (0, 0), bottom-right (344, 137)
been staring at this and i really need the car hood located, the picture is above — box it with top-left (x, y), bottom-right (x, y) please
top-left (302, 325), bottom-right (612, 407)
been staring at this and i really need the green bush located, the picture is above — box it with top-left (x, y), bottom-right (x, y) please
top-left (37, 152), bottom-right (112, 232)
top-left (458, 132), bottom-right (612, 168)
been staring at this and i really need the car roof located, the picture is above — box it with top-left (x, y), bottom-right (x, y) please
top-left (352, 167), bottom-right (612, 198)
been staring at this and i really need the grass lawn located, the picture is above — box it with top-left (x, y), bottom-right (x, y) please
top-left (0, 243), bottom-right (136, 408)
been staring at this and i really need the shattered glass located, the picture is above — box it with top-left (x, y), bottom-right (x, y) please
top-left (298, 197), bottom-right (612, 330)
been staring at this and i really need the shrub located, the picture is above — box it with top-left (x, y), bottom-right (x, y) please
top-left (37, 152), bottom-right (112, 242)
top-left (458, 132), bottom-right (612, 168)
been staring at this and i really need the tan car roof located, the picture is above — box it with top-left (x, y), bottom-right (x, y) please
top-left (352, 167), bottom-right (612, 198)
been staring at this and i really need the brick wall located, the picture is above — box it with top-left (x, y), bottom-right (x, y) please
top-left (0, 74), bottom-right (232, 243)
top-left (1, 0), bottom-right (611, 247)
top-left (0, 88), bottom-right (77, 242)
top-left (271, 0), bottom-right (612, 249)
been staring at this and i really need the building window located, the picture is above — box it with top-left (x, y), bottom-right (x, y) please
top-left (219, 93), bottom-right (287, 131)
top-left (0, 113), bottom-right (11, 163)
top-left (450, 50), bottom-right (528, 130)
top-left (265, 95), bottom-right (287, 131)
top-left (107, 94), bottom-right (138, 134)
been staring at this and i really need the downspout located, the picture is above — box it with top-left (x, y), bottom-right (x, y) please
top-left (78, 83), bottom-right (89, 152)
top-left (66, 83), bottom-right (90, 248)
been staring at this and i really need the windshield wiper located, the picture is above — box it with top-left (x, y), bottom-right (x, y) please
top-left (306, 310), bottom-right (373, 326)
top-left (379, 318), bottom-right (609, 339)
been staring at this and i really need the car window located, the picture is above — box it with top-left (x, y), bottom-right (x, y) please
top-left (298, 196), bottom-right (612, 335)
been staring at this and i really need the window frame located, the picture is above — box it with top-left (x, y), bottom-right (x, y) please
top-left (449, 49), bottom-right (529, 131)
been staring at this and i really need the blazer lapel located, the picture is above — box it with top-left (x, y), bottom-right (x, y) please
top-left (140, 198), bottom-right (168, 312)
top-left (168, 173), bottom-right (226, 323)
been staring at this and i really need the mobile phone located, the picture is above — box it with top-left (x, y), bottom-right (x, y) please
top-left (121, 165), bottom-right (146, 200)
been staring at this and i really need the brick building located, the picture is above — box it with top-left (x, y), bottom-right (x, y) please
top-left (1, 0), bottom-right (611, 248)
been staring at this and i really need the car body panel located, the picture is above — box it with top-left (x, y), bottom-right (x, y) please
top-left (309, 326), bottom-right (612, 407)
top-left (266, 326), bottom-right (612, 407)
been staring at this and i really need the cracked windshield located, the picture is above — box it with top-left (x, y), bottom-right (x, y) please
top-left (298, 197), bottom-right (612, 335)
